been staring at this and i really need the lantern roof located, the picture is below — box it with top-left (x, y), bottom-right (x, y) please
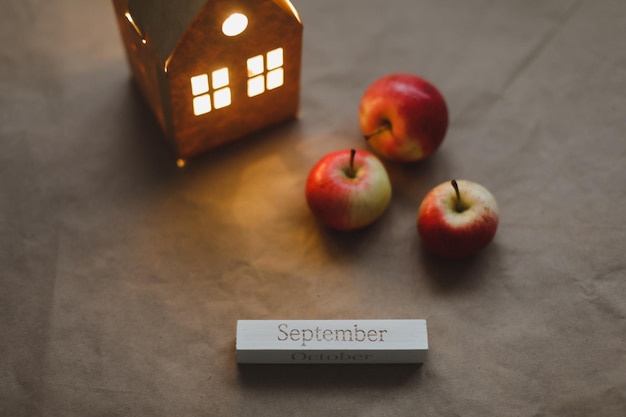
top-left (127, 0), bottom-right (301, 64)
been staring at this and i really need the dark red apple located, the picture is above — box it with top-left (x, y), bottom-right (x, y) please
top-left (417, 180), bottom-right (499, 258)
top-left (359, 73), bottom-right (448, 162)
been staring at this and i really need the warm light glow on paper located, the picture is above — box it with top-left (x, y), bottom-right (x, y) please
top-left (222, 13), bottom-right (248, 36)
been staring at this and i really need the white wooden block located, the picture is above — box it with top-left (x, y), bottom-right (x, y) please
top-left (236, 319), bottom-right (428, 364)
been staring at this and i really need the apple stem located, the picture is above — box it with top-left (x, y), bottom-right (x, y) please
top-left (451, 179), bottom-right (464, 213)
top-left (364, 120), bottom-right (391, 141)
top-left (348, 149), bottom-right (356, 178)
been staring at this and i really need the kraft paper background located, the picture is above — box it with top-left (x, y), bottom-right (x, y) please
top-left (1, 0), bottom-right (625, 416)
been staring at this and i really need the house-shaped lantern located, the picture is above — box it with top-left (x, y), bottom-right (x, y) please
top-left (112, 0), bottom-right (303, 160)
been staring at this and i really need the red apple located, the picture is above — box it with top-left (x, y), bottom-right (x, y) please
top-left (305, 149), bottom-right (392, 231)
top-left (359, 73), bottom-right (448, 162)
top-left (417, 180), bottom-right (499, 258)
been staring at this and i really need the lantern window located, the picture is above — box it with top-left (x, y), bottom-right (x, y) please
top-left (266, 68), bottom-right (284, 90)
top-left (213, 87), bottom-right (232, 109)
top-left (212, 68), bottom-right (229, 89)
top-left (193, 95), bottom-right (212, 115)
top-left (191, 74), bottom-right (210, 95)
top-left (247, 55), bottom-right (264, 77)
top-left (266, 48), bottom-right (283, 70)
top-left (222, 13), bottom-right (248, 37)
top-left (247, 75), bottom-right (265, 97)
top-left (246, 48), bottom-right (284, 97)
top-left (191, 68), bottom-right (232, 116)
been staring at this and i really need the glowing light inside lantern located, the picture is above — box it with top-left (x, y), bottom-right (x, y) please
top-left (191, 74), bottom-right (210, 95)
top-left (213, 88), bottom-right (232, 109)
top-left (247, 76), bottom-right (265, 97)
top-left (190, 68), bottom-right (232, 115)
top-left (222, 13), bottom-right (248, 37)
top-left (246, 48), bottom-right (285, 96)
top-left (212, 68), bottom-right (229, 89)
top-left (266, 48), bottom-right (283, 70)
top-left (267, 68), bottom-right (284, 90)
top-left (193, 95), bottom-right (212, 115)
top-left (247, 55), bottom-right (264, 77)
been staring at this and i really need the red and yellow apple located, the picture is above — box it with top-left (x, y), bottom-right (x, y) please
top-left (359, 73), bottom-right (448, 162)
top-left (417, 180), bottom-right (499, 258)
top-left (305, 149), bottom-right (392, 231)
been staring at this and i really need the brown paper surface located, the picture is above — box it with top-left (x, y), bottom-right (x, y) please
top-left (1, 1), bottom-right (625, 416)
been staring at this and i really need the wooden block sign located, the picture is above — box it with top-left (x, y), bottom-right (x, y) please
top-left (236, 320), bottom-right (428, 364)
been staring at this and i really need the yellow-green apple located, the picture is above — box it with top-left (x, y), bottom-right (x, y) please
top-left (359, 73), bottom-right (448, 162)
top-left (305, 149), bottom-right (392, 231)
top-left (417, 180), bottom-right (499, 258)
